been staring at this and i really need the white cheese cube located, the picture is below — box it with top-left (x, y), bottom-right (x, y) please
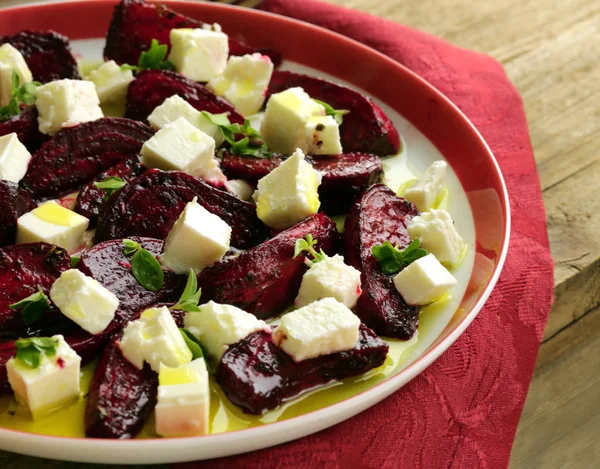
top-left (168, 28), bottom-right (229, 82)
top-left (261, 87), bottom-right (326, 154)
top-left (50, 269), bottom-right (119, 335)
top-left (0, 132), bottom-right (31, 183)
top-left (224, 179), bottom-right (253, 201)
top-left (403, 160), bottom-right (448, 211)
top-left (273, 297), bottom-right (360, 362)
top-left (35, 79), bottom-right (103, 135)
top-left (141, 116), bottom-right (218, 178)
top-left (407, 209), bottom-right (465, 266)
top-left (119, 306), bottom-right (192, 372)
top-left (161, 197), bottom-right (231, 274)
top-left (207, 53), bottom-right (274, 116)
top-left (304, 115), bottom-right (343, 156)
top-left (184, 301), bottom-right (269, 362)
top-left (393, 253), bottom-right (457, 305)
top-left (253, 148), bottom-right (321, 229)
top-left (155, 359), bottom-right (210, 437)
top-left (295, 255), bottom-right (362, 308)
top-left (7, 335), bottom-right (81, 419)
top-left (85, 60), bottom-right (133, 104)
top-left (16, 201), bottom-right (89, 252)
top-left (0, 43), bottom-right (33, 107)
top-left (147, 95), bottom-right (224, 146)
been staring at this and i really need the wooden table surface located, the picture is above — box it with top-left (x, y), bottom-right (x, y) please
top-left (1, 0), bottom-right (599, 467)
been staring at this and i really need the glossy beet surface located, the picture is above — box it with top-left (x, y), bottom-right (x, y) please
top-left (0, 180), bottom-right (36, 247)
top-left (267, 71), bottom-right (400, 156)
top-left (0, 31), bottom-right (80, 83)
top-left (125, 69), bottom-right (244, 124)
top-left (95, 169), bottom-right (268, 249)
top-left (343, 184), bottom-right (420, 339)
top-left (0, 106), bottom-right (46, 152)
top-left (197, 213), bottom-right (339, 320)
top-left (104, 0), bottom-right (281, 67)
top-left (216, 325), bottom-right (388, 414)
top-left (21, 118), bottom-right (154, 200)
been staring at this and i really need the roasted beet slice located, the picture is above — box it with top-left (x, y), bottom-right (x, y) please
top-left (0, 31), bottom-right (79, 83)
top-left (267, 71), bottom-right (400, 156)
top-left (104, 0), bottom-right (281, 67)
top-left (216, 325), bottom-right (388, 414)
top-left (197, 213), bottom-right (338, 320)
top-left (343, 184), bottom-right (420, 339)
top-left (0, 106), bottom-right (46, 152)
top-left (75, 156), bottom-right (145, 224)
top-left (95, 169), bottom-right (268, 249)
top-left (220, 152), bottom-right (384, 215)
top-left (20, 117), bottom-right (153, 200)
top-left (0, 180), bottom-right (36, 247)
top-left (125, 69), bottom-right (244, 124)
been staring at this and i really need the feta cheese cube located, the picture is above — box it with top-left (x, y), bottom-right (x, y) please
top-left (0, 132), bottom-right (31, 183)
top-left (303, 115), bottom-right (343, 156)
top-left (224, 179), bottom-right (253, 201)
top-left (207, 53), bottom-right (274, 116)
top-left (273, 297), bottom-right (360, 362)
top-left (0, 43), bottom-right (33, 107)
top-left (403, 160), bottom-right (448, 211)
top-left (147, 95), bottom-right (224, 146)
top-left (119, 306), bottom-right (192, 372)
top-left (393, 253), bottom-right (457, 305)
top-left (161, 197), bottom-right (231, 274)
top-left (85, 60), bottom-right (133, 104)
top-left (50, 269), bottom-right (119, 335)
top-left (168, 28), bottom-right (229, 82)
top-left (295, 255), bottom-right (362, 308)
top-left (16, 201), bottom-right (89, 252)
top-left (184, 301), bottom-right (269, 362)
top-left (155, 359), bottom-right (210, 437)
top-left (407, 209), bottom-right (465, 266)
top-left (35, 79), bottom-right (103, 135)
top-left (7, 335), bottom-right (81, 419)
top-left (261, 87), bottom-right (326, 154)
top-left (141, 116), bottom-right (218, 178)
top-left (253, 148), bottom-right (322, 229)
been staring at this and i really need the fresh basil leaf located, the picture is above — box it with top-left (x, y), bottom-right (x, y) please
top-left (312, 98), bottom-right (350, 125)
top-left (293, 234), bottom-right (327, 264)
top-left (202, 112), bottom-right (271, 158)
top-left (171, 269), bottom-right (202, 313)
top-left (15, 337), bottom-right (59, 368)
top-left (9, 290), bottom-right (51, 326)
top-left (70, 256), bottom-right (81, 268)
top-left (0, 71), bottom-right (41, 121)
top-left (372, 239), bottom-right (428, 275)
top-left (94, 176), bottom-right (127, 200)
top-left (131, 248), bottom-right (164, 292)
top-left (179, 328), bottom-right (205, 360)
top-left (202, 111), bottom-right (231, 127)
top-left (139, 39), bottom-right (175, 71)
top-left (122, 239), bottom-right (141, 256)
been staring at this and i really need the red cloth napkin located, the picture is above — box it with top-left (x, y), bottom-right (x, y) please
top-left (177, 1), bottom-right (554, 467)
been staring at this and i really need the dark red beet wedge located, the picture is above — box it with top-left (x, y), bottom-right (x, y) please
top-left (75, 156), bottom-right (145, 224)
top-left (0, 106), bottom-right (46, 152)
top-left (0, 31), bottom-right (79, 83)
top-left (125, 69), bottom-right (244, 124)
top-left (20, 117), bottom-right (153, 200)
top-left (0, 180), bottom-right (36, 247)
top-left (216, 325), bottom-right (388, 414)
top-left (104, 0), bottom-right (281, 67)
top-left (267, 71), bottom-right (401, 156)
top-left (95, 169), bottom-right (268, 250)
top-left (343, 184), bottom-right (420, 339)
top-left (197, 213), bottom-right (339, 320)
top-left (220, 152), bottom-right (384, 215)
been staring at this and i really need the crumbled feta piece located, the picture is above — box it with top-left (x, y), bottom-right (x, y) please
top-left (224, 179), bottom-right (253, 201)
top-left (207, 53), bottom-right (274, 116)
top-left (155, 359), bottom-right (210, 437)
top-left (0, 43), bottom-right (33, 107)
top-left (168, 28), bottom-right (229, 82)
top-left (85, 60), bottom-right (133, 103)
top-left (119, 306), bottom-right (192, 372)
top-left (140, 116), bottom-right (218, 178)
top-left (50, 269), bottom-right (119, 335)
top-left (161, 197), bottom-right (231, 274)
top-left (253, 148), bottom-right (321, 229)
top-left (303, 115), bottom-right (343, 156)
top-left (407, 209), bottom-right (465, 266)
top-left (0, 132), bottom-right (31, 183)
top-left (7, 335), bottom-right (81, 419)
top-left (35, 79), bottom-right (103, 135)
top-left (261, 87), bottom-right (326, 153)
top-left (403, 160), bottom-right (448, 211)
top-left (393, 253), bottom-right (457, 305)
top-left (16, 201), bottom-right (89, 252)
top-left (184, 301), bottom-right (269, 362)
top-left (273, 297), bottom-right (360, 362)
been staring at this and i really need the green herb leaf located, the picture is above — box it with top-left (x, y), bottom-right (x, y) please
top-left (70, 256), bottom-right (81, 268)
top-left (312, 98), bottom-right (350, 125)
top-left (202, 112), bottom-right (271, 158)
top-left (371, 239), bottom-right (428, 275)
top-left (15, 337), bottom-right (59, 368)
top-left (9, 289), bottom-right (51, 326)
top-left (93, 176), bottom-right (127, 200)
top-left (0, 71), bottom-right (41, 121)
top-left (179, 328), bottom-right (205, 360)
top-left (171, 269), bottom-right (202, 313)
top-left (122, 239), bottom-right (142, 256)
top-left (293, 234), bottom-right (327, 264)
top-left (123, 239), bottom-right (164, 292)
top-left (121, 39), bottom-right (175, 73)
